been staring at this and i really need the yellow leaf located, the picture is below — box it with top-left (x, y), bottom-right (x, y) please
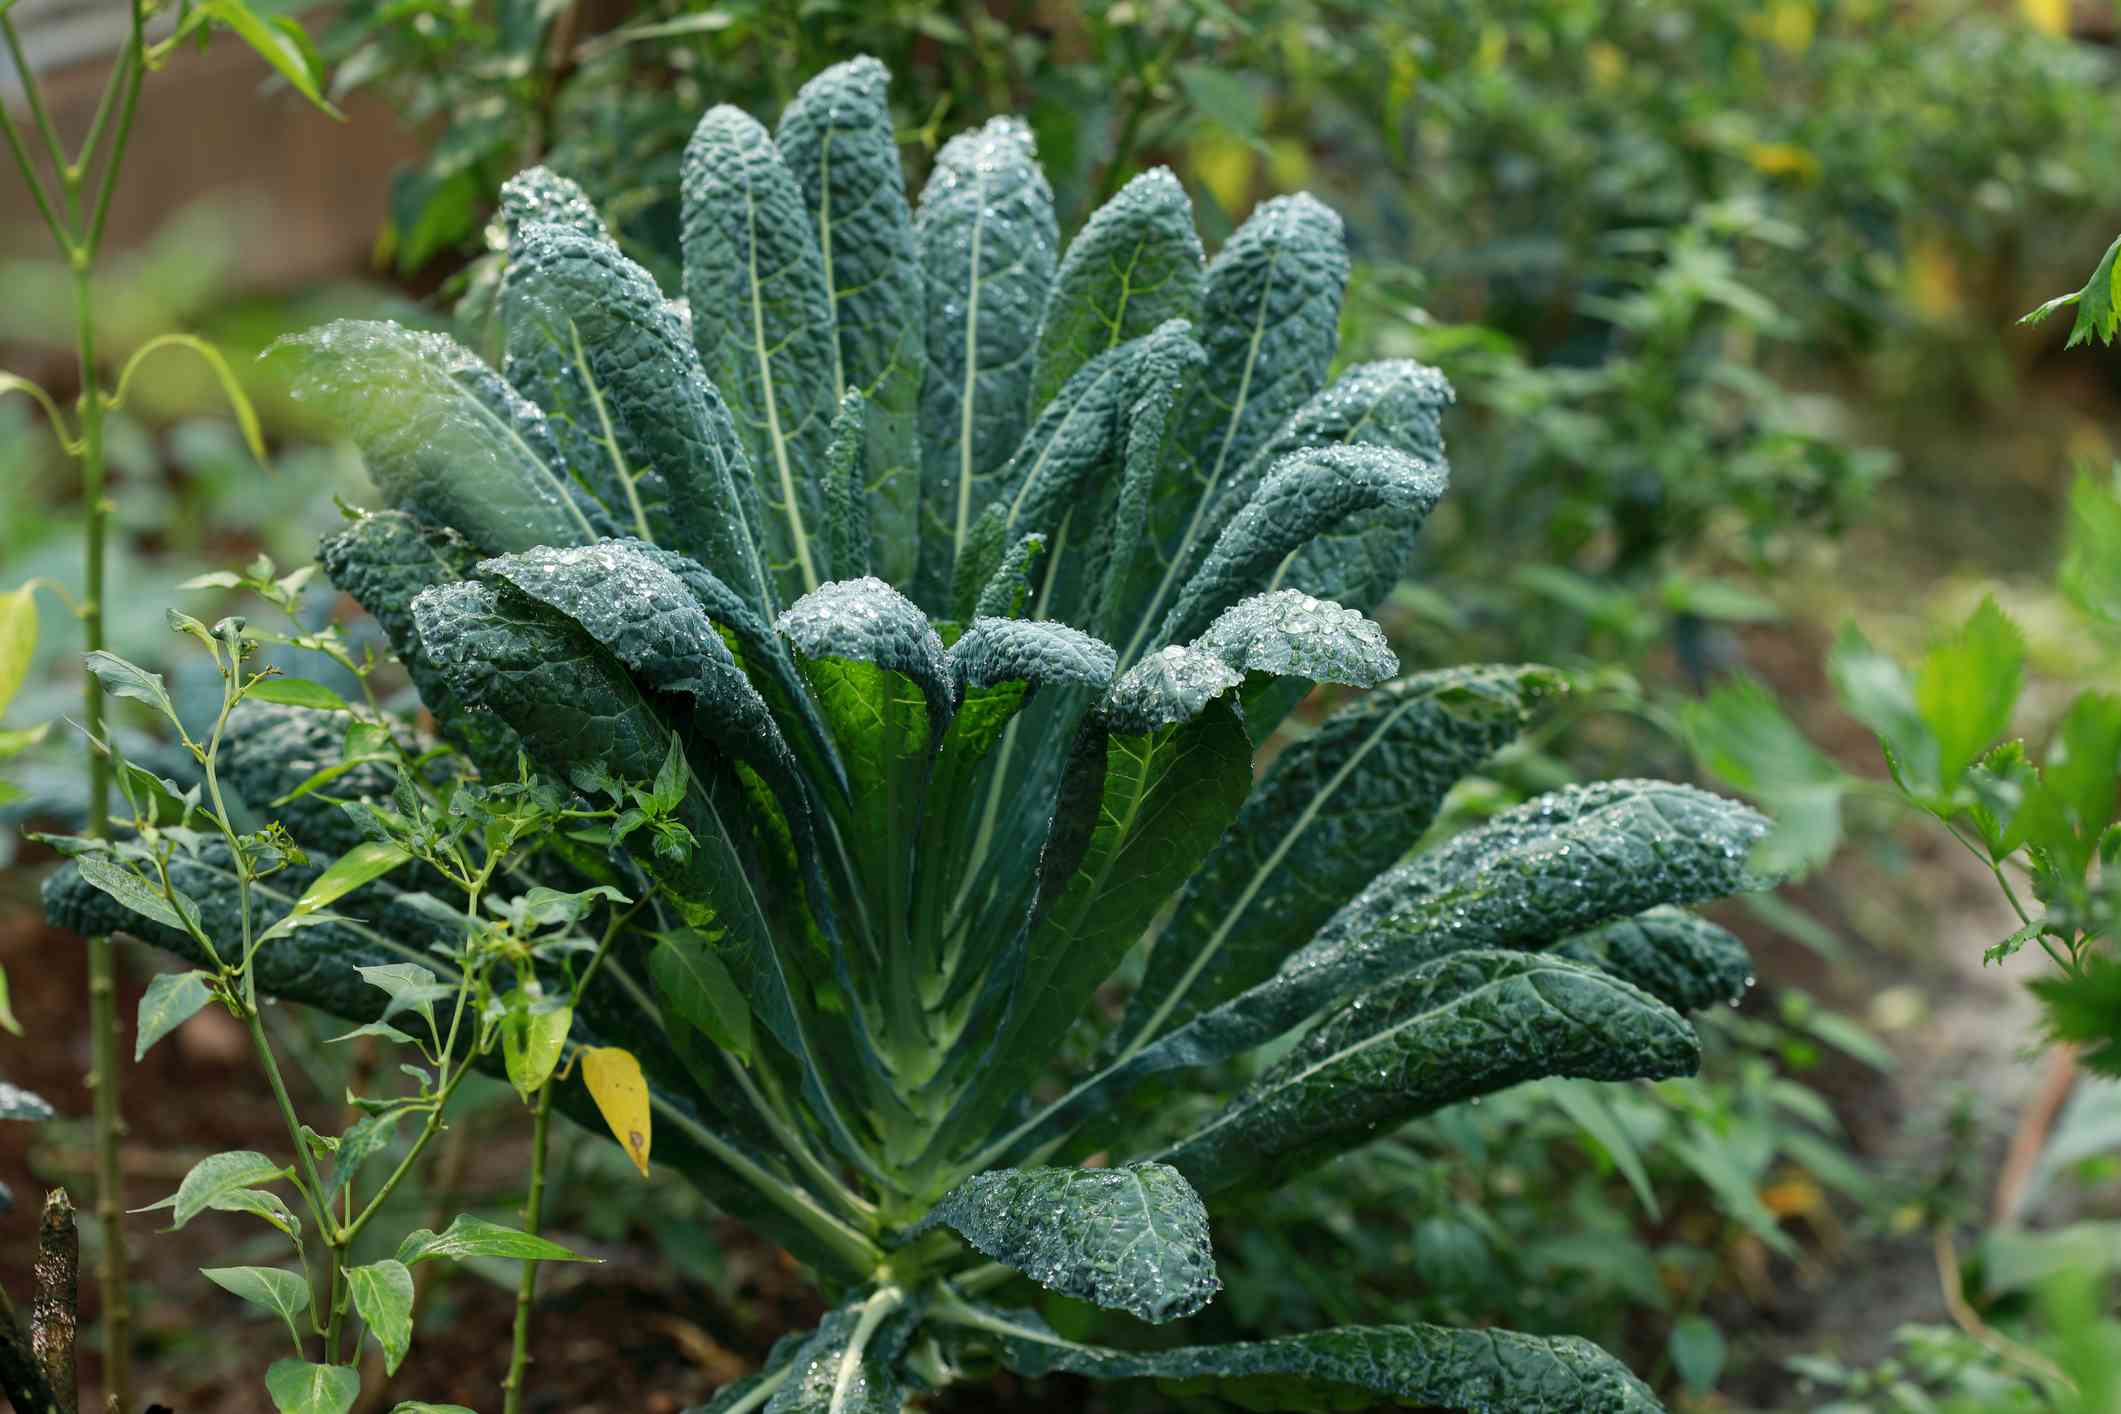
top-left (0, 585), bottom-right (36, 719)
top-left (1586, 41), bottom-right (1626, 90)
top-left (1746, 142), bottom-right (1820, 184)
top-left (581, 1046), bottom-right (651, 1177)
top-left (2021, 0), bottom-right (2069, 36)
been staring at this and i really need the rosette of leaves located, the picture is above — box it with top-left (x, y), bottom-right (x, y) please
top-left (49, 58), bottom-right (1781, 1412)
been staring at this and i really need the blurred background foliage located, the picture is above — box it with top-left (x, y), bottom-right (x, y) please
top-left (6, 0), bottom-right (2121, 1408)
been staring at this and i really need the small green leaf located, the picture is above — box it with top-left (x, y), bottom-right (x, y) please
top-left (2020, 232), bottom-right (2121, 348)
top-left (293, 842), bottom-right (411, 916)
top-left (502, 995), bottom-right (572, 1101)
top-left (83, 651), bottom-right (180, 727)
top-left (73, 853), bottom-right (203, 940)
top-left (0, 583), bottom-right (37, 717)
top-left (167, 1151), bottom-right (290, 1230)
top-left (649, 932), bottom-right (752, 1063)
top-left (2062, 469), bottom-right (2121, 626)
top-left (202, 1265), bottom-right (309, 1351)
top-left (1175, 63), bottom-right (1266, 148)
top-left (264, 1357), bottom-right (360, 1414)
top-left (204, 1186), bottom-right (303, 1243)
top-left (328, 1111), bottom-right (407, 1200)
top-left (247, 678), bottom-right (351, 713)
top-left (136, 971), bottom-right (215, 1060)
top-left (394, 1214), bottom-right (594, 1267)
top-left (196, 1), bottom-right (343, 118)
top-left (1915, 596), bottom-right (2025, 785)
top-left (1668, 1315), bottom-right (1727, 1394)
top-left (353, 963), bottom-right (448, 1034)
top-left (1827, 623), bottom-right (1936, 793)
top-left (345, 1260), bottom-right (414, 1375)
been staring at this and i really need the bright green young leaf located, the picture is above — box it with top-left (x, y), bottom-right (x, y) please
top-left (345, 1260), bottom-right (415, 1375)
top-left (1683, 674), bottom-right (1850, 873)
top-left (1826, 622), bottom-right (1936, 792)
top-left (2020, 231), bottom-right (2121, 348)
top-left (202, 1265), bottom-right (309, 1351)
top-left (502, 995), bottom-right (573, 1101)
top-left (197, 1), bottom-right (343, 117)
top-left (1914, 595), bottom-right (2025, 784)
top-left (293, 841), bottom-right (412, 916)
top-left (2061, 468), bottom-right (2121, 625)
top-left (919, 1163), bottom-right (1219, 1323)
top-left (136, 970), bottom-right (216, 1060)
top-left (264, 1357), bottom-right (360, 1414)
top-left (247, 678), bottom-right (351, 713)
top-left (394, 1213), bottom-right (595, 1267)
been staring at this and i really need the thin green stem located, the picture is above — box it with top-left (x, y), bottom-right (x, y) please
top-left (0, 13), bottom-right (63, 188)
top-left (0, 51), bottom-right (67, 253)
top-left (245, 1007), bottom-right (338, 1242)
top-left (502, 1083), bottom-right (554, 1414)
top-left (650, 1097), bottom-right (884, 1276)
top-left (339, 1066), bottom-right (475, 1248)
top-left (80, 3), bottom-right (145, 261)
top-left (72, 41), bottom-right (134, 175)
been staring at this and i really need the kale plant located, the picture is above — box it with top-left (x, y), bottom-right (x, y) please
top-left (49, 57), bottom-right (1779, 1411)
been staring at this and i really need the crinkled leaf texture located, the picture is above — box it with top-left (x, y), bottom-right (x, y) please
top-left (74, 57), bottom-right (1794, 1414)
top-left (915, 1162), bottom-right (1218, 1323)
top-left (947, 1303), bottom-right (1662, 1413)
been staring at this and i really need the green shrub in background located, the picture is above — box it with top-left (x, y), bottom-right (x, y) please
top-left (46, 58), bottom-right (1798, 1410)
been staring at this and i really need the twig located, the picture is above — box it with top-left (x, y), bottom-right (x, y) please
top-left (1933, 1226), bottom-right (2072, 1393)
top-left (1991, 1044), bottom-right (2079, 1228)
top-left (32, 1190), bottom-right (77, 1414)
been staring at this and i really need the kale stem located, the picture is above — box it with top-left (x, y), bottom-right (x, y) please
top-left (501, 1083), bottom-right (554, 1414)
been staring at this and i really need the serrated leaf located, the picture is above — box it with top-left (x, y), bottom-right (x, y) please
top-left (954, 1304), bottom-right (1661, 1413)
top-left (168, 1150), bottom-right (290, 1229)
top-left (136, 970), bottom-right (215, 1060)
top-left (273, 323), bottom-right (610, 557)
top-left (650, 931), bottom-right (752, 1064)
top-left (2021, 231), bottom-right (2121, 348)
top-left (777, 56), bottom-right (925, 587)
top-left (581, 1046), bottom-right (652, 1176)
top-left (919, 1163), bottom-right (1219, 1323)
top-left (1550, 907), bottom-right (1755, 1014)
top-left (1032, 167), bottom-right (1204, 413)
top-left (913, 115), bottom-right (1059, 608)
top-left (395, 1213), bottom-right (594, 1266)
top-left (1159, 951), bottom-right (1698, 1195)
top-left (2061, 469), bottom-right (2121, 625)
top-left (346, 1260), bottom-right (415, 1375)
top-left (500, 224), bottom-right (774, 622)
top-left (265, 1358), bottom-right (359, 1414)
top-left (1122, 666), bottom-right (1552, 1051)
top-left (1915, 595), bottom-right (2024, 785)
top-left (683, 104), bottom-right (839, 599)
top-left (1827, 622), bottom-right (1937, 793)
top-left (203, 1264), bottom-right (310, 1350)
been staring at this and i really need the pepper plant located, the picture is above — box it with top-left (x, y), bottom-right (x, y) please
top-left (51, 57), bottom-right (1781, 1411)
